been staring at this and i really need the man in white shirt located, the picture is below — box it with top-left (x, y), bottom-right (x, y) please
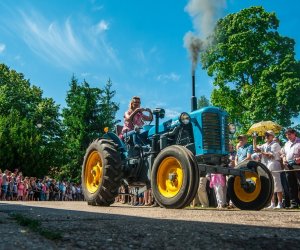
top-left (281, 128), bottom-right (300, 209)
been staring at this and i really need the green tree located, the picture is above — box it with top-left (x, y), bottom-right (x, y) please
top-left (201, 6), bottom-right (300, 129)
top-left (61, 76), bottom-right (119, 181)
top-left (197, 95), bottom-right (210, 109)
top-left (99, 79), bottom-right (119, 130)
top-left (0, 64), bottom-right (63, 177)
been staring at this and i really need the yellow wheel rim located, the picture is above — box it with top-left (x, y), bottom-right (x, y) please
top-left (234, 172), bottom-right (261, 202)
top-left (85, 151), bottom-right (103, 193)
top-left (157, 157), bottom-right (184, 198)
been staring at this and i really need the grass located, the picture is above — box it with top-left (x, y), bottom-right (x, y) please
top-left (10, 213), bottom-right (62, 240)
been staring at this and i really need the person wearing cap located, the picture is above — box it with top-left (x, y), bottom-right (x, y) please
top-left (253, 130), bottom-right (283, 209)
top-left (281, 128), bottom-right (300, 209)
top-left (235, 134), bottom-right (253, 166)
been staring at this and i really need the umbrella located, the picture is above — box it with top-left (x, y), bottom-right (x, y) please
top-left (247, 121), bottom-right (282, 136)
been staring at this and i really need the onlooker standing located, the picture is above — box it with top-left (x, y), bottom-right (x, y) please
top-left (23, 177), bottom-right (29, 201)
top-left (229, 143), bottom-right (236, 168)
top-left (209, 173), bottom-right (226, 208)
top-left (227, 143), bottom-right (236, 208)
top-left (7, 172), bottom-right (14, 200)
top-left (1, 170), bottom-right (8, 200)
top-left (235, 135), bottom-right (253, 165)
top-left (197, 176), bottom-right (209, 208)
top-left (253, 130), bottom-right (283, 209)
top-left (12, 174), bottom-right (18, 200)
top-left (144, 189), bottom-right (152, 206)
top-left (41, 181), bottom-right (47, 201)
top-left (281, 128), bottom-right (300, 209)
top-left (17, 180), bottom-right (25, 201)
top-left (59, 180), bottom-right (66, 201)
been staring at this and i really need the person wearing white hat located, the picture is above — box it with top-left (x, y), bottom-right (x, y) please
top-left (253, 130), bottom-right (283, 209)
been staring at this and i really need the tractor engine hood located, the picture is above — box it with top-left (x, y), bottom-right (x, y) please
top-left (147, 106), bottom-right (229, 156)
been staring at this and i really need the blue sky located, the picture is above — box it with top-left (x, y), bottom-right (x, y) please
top-left (0, 0), bottom-right (299, 124)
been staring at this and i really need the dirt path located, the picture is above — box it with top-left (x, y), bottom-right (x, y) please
top-left (0, 201), bottom-right (299, 249)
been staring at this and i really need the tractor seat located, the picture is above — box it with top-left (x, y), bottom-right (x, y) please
top-left (116, 125), bottom-right (124, 137)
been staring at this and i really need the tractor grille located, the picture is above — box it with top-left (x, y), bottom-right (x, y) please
top-left (202, 113), bottom-right (221, 150)
top-left (224, 116), bottom-right (229, 152)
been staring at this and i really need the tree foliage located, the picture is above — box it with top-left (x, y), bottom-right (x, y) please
top-left (61, 77), bottom-right (119, 181)
top-left (99, 79), bottom-right (119, 131)
top-left (197, 95), bottom-right (210, 109)
top-left (0, 64), bottom-right (63, 177)
top-left (201, 6), bottom-right (300, 129)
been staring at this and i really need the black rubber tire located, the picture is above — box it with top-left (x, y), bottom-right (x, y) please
top-left (227, 161), bottom-right (273, 210)
top-left (177, 148), bottom-right (200, 208)
top-left (151, 145), bottom-right (199, 209)
top-left (82, 139), bottom-right (123, 206)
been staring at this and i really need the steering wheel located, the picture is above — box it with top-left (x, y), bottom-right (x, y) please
top-left (130, 109), bottom-right (153, 127)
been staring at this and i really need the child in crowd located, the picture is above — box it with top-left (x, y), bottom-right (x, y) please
top-left (209, 173), bottom-right (226, 208)
top-left (17, 181), bottom-right (25, 201)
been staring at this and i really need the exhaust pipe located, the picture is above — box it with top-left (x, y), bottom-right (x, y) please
top-left (191, 69), bottom-right (197, 112)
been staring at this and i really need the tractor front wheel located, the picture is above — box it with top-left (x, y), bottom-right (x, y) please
top-left (151, 145), bottom-right (199, 209)
top-left (228, 161), bottom-right (273, 210)
top-left (82, 139), bottom-right (122, 206)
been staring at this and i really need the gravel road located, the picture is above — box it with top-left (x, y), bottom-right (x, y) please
top-left (0, 201), bottom-right (299, 249)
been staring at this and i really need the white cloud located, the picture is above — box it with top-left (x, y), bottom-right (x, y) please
top-left (146, 100), bottom-right (180, 119)
top-left (12, 9), bottom-right (120, 70)
top-left (156, 72), bottom-right (181, 82)
top-left (165, 109), bottom-right (180, 119)
top-left (0, 43), bottom-right (6, 53)
top-left (19, 11), bottom-right (91, 69)
top-left (96, 20), bottom-right (109, 32)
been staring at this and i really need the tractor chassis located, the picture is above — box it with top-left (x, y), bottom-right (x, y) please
top-left (198, 164), bottom-right (255, 190)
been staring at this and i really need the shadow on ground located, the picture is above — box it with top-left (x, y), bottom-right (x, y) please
top-left (0, 202), bottom-right (299, 249)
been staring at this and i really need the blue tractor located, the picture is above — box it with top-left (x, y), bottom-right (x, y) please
top-left (82, 80), bottom-right (273, 210)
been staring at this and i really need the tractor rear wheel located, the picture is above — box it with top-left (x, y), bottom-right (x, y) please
top-left (82, 139), bottom-right (122, 206)
top-left (151, 145), bottom-right (199, 209)
top-left (227, 161), bottom-right (273, 210)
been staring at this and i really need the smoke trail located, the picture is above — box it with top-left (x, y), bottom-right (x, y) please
top-left (184, 0), bottom-right (226, 70)
top-left (184, 32), bottom-right (203, 71)
top-left (185, 0), bottom-right (226, 38)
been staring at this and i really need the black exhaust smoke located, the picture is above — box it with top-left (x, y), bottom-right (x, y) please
top-left (184, 33), bottom-right (203, 112)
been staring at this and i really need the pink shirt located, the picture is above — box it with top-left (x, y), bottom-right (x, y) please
top-left (121, 110), bottom-right (144, 134)
top-left (18, 183), bottom-right (24, 190)
top-left (210, 174), bottom-right (226, 188)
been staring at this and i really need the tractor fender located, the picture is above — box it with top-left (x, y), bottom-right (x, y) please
top-left (102, 132), bottom-right (127, 152)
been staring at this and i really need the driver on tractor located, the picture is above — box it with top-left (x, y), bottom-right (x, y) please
top-left (121, 96), bottom-right (153, 146)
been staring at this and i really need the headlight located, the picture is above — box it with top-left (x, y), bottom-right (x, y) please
top-left (179, 112), bottom-right (191, 125)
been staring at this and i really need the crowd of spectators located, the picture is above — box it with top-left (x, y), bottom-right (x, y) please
top-left (116, 186), bottom-right (156, 207)
top-left (0, 169), bottom-right (84, 202)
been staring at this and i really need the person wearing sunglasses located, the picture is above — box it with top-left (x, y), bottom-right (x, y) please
top-left (253, 130), bottom-right (283, 209)
top-left (121, 96), bottom-right (152, 134)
